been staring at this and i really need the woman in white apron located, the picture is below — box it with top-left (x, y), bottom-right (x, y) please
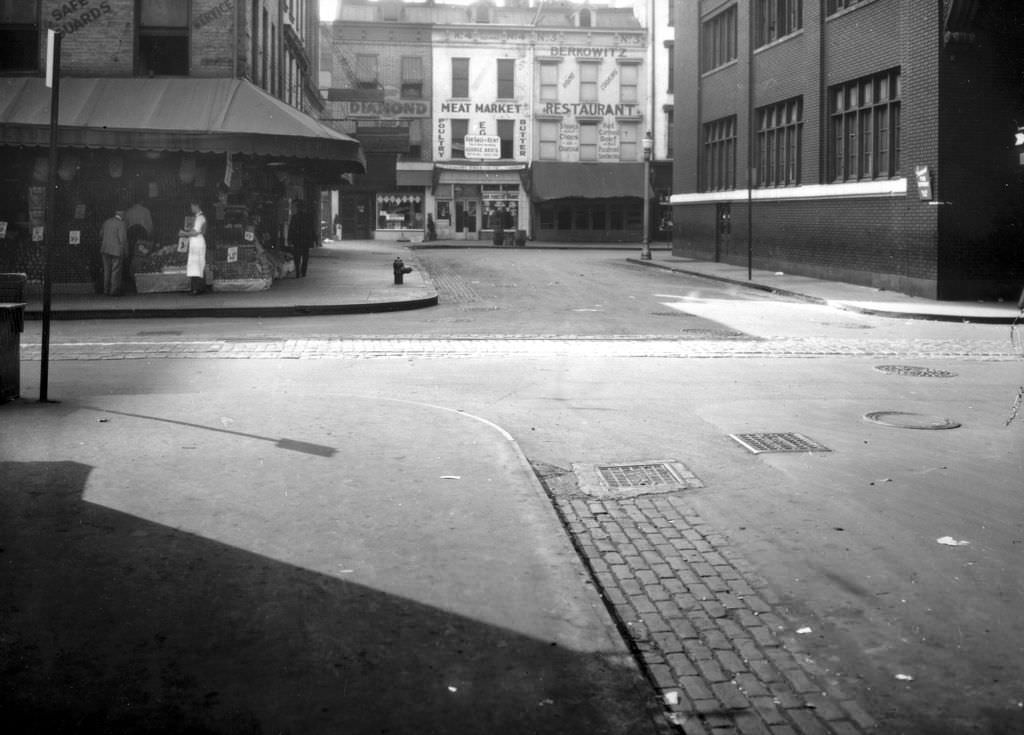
top-left (179, 199), bottom-right (207, 295)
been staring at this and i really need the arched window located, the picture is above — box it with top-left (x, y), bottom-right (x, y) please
top-left (578, 9), bottom-right (592, 28)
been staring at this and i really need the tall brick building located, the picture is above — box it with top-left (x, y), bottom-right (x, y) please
top-left (0, 0), bottom-right (363, 292)
top-left (670, 0), bottom-right (1024, 300)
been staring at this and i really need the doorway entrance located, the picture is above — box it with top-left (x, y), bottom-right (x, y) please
top-left (454, 199), bottom-right (479, 239)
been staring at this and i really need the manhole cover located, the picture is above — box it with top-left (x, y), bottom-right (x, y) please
top-left (729, 432), bottom-right (831, 454)
top-left (572, 461), bottom-right (703, 498)
top-left (875, 365), bottom-right (958, 378)
top-left (863, 411), bottom-right (961, 430)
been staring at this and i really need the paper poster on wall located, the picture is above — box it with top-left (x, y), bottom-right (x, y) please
top-left (177, 237), bottom-right (189, 252)
top-left (32, 226), bottom-right (44, 242)
top-left (244, 228), bottom-right (255, 242)
top-left (227, 246), bottom-right (238, 263)
top-left (0, 221), bottom-right (7, 238)
top-left (437, 200), bottom-right (451, 221)
top-left (69, 230), bottom-right (81, 245)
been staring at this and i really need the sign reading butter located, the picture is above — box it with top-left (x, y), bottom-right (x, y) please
top-left (464, 135), bottom-right (501, 160)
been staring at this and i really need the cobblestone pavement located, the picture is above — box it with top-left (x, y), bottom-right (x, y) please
top-left (533, 463), bottom-right (877, 735)
top-left (17, 335), bottom-right (1022, 361)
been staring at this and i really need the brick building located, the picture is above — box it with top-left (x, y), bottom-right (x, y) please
top-left (670, 0), bottom-right (1024, 300)
top-left (0, 0), bottom-right (363, 293)
top-left (321, 0), bottom-right (653, 243)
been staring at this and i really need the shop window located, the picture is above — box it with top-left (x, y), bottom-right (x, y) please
top-left (580, 122), bottom-right (598, 161)
top-left (498, 119), bottom-right (515, 159)
top-left (452, 57), bottom-right (469, 98)
top-left (497, 58), bottom-right (515, 99)
top-left (829, 68), bottom-right (900, 181)
top-left (539, 205), bottom-right (555, 230)
top-left (355, 54), bottom-right (379, 90)
top-left (701, 4), bottom-right (737, 73)
top-left (539, 120), bottom-right (559, 160)
top-left (756, 97), bottom-right (803, 187)
top-left (401, 56), bottom-right (423, 99)
top-left (574, 207), bottom-right (590, 230)
top-left (579, 62), bottom-right (599, 103)
top-left (0, 3), bottom-right (38, 71)
top-left (620, 124), bottom-right (638, 161)
top-left (451, 118), bottom-right (468, 159)
top-left (376, 192), bottom-right (423, 230)
top-left (619, 63), bottom-right (639, 104)
top-left (138, 0), bottom-right (190, 76)
top-left (608, 205), bottom-right (623, 230)
top-left (755, 0), bottom-right (802, 48)
top-left (702, 115), bottom-right (737, 191)
top-left (557, 206), bottom-right (572, 230)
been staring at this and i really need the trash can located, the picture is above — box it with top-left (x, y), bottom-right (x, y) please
top-left (0, 301), bottom-right (25, 404)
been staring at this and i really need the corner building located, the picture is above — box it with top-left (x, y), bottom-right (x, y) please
top-left (671, 0), bottom-right (1024, 300)
top-left (0, 0), bottom-right (363, 294)
top-left (322, 0), bottom-right (651, 243)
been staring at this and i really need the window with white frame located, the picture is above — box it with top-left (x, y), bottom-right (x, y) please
top-left (619, 123), bottom-right (638, 161)
top-left (619, 63), bottom-right (639, 104)
top-left (540, 62), bottom-right (559, 102)
top-left (579, 62), bottom-right (599, 102)
top-left (539, 120), bottom-right (559, 160)
top-left (497, 58), bottom-right (515, 99)
top-left (580, 122), bottom-right (598, 161)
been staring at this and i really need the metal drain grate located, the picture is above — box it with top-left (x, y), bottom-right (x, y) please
top-left (598, 463), bottom-right (682, 488)
top-left (875, 365), bottom-right (958, 378)
top-left (572, 461), bottom-right (703, 498)
top-left (729, 432), bottom-right (831, 454)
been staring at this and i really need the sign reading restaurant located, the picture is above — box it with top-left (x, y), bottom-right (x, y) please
top-left (540, 102), bottom-right (639, 117)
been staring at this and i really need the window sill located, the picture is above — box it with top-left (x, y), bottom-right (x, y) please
top-left (754, 28), bottom-right (805, 54)
top-left (700, 58), bottom-right (739, 79)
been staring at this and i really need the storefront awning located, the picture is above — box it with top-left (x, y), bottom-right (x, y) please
top-left (0, 77), bottom-right (365, 173)
top-left (529, 161), bottom-right (650, 201)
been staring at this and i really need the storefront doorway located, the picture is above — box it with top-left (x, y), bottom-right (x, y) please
top-left (453, 198), bottom-right (479, 239)
top-left (339, 192), bottom-right (373, 240)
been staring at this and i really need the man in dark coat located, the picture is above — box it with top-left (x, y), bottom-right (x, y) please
top-left (288, 199), bottom-right (318, 278)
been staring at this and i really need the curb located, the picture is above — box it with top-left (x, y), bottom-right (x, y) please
top-left (22, 294), bottom-right (439, 321)
top-left (626, 258), bottom-right (1023, 325)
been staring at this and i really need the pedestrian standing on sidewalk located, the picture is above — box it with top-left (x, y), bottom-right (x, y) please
top-left (99, 207), bottom-right (128, 296)
top-left (288, 199), bottom-right (318, 278)
top-left (179, 199), bottom-right (207, 295)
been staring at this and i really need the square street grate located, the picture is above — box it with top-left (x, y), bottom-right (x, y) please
top-left (571, 461), bottom-right (703, 499)
top-left (729, 432), bottom-right (831, 454)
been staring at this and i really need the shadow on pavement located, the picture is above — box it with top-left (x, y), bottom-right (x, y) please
top-left (0, 460), bottom-right (659, 735)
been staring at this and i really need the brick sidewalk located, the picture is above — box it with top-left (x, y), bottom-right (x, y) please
top-left (533, 463), bottom-right (877, 735)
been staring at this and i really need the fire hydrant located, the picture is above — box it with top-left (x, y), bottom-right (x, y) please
top-left (393, 256), bottom-right (413, 285)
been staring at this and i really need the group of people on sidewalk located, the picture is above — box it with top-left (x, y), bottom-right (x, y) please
top-left (98, 197), bottom-right (319, 297)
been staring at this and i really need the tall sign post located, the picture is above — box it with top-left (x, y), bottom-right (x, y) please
top-left (640, 132), bottom-right (653, 260)
top-left (40, 29), bottom-right (61, 403)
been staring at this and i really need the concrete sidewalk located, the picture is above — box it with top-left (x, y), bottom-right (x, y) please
top-left (0, 372), bottom-right (667, 733)
top-left (627, 254), bottom-right (1022, 324)
top-left (17, 237), bottom-right (1022, 323)
top-left (21, 239), bottom-right (437, 320)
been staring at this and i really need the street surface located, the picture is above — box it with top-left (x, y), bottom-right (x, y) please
top-left (10, 248), bottom-right (1024, 734)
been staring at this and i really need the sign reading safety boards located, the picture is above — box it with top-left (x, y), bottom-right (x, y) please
top-left (463, 135), bottom-right (501, 160)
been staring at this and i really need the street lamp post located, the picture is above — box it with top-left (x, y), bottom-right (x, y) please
top-left (640, 131), bottom-right (653, 260)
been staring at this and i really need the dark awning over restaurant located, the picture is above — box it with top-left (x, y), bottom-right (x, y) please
top-left (0, 77), bottom-right (365, 173)
top-left (529, 161), bottom-right (650, 201)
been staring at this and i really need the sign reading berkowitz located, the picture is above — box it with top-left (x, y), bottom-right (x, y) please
top-left (463, 135), bottom-right (501, 160)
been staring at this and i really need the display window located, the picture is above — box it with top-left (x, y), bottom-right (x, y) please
top-left (376, 192), bottom-right (423, 230)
